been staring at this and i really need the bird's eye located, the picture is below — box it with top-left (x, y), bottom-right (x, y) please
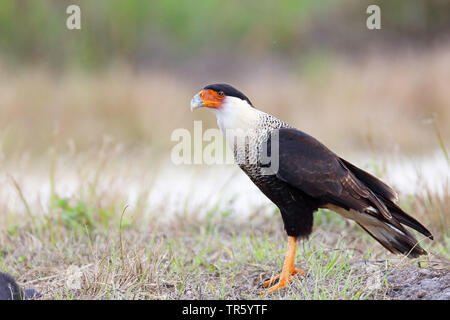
top-left (217, 91), bottom-right (225, 97)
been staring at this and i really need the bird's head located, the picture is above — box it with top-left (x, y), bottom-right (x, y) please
top-left (190, 83), bottom-right (253, 112)
top-left (190, 83), bottom-right (260, 135)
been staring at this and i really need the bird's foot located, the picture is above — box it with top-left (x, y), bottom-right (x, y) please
top-left (260, 268), bottom-right (306, 295)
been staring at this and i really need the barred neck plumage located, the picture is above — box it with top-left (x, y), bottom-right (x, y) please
top-left (212, 96), bottom-right (290, 150)
top-left (211, 98), bottom-right (290, 173)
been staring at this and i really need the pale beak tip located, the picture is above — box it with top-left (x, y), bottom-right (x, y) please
top-left (190, 94), bottom-right (203, 112)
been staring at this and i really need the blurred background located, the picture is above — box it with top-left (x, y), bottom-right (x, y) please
top-left (0, 0), bottom-right (449, 230)
top-left (0, 0), bottom-right (449, 157)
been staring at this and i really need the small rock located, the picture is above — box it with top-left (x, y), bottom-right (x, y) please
top-left (418, 269), bottom-right (432, 276)
top-left (417, 291), bottom-right (426, 298)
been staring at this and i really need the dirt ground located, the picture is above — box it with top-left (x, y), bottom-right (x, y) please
top-left (19, 266), bottom-right (450, 300)
top-left (386, 267), bottom-right (450, 300)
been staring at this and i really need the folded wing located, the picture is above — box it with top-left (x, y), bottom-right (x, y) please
top-left (266, 128), bottom-right (432, 257)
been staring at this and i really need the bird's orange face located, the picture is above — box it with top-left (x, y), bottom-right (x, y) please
top-left (199, 89), bottom-right (226, 108)
top-left (190, 89), bottom-right (226, 110)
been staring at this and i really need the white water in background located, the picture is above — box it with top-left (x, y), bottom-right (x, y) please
top-left (383, 153), bottom-right (449, 197)
top-left (1, 151), bottom-right (448, 221)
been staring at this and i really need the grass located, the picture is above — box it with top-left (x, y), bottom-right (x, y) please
top-left (1, 203), bottom-right (446, 300)
top-left (0, 145), bottom-right (447, 300)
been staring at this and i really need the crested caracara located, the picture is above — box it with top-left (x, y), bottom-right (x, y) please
top-left (190, 83), bottom-right (433, 295)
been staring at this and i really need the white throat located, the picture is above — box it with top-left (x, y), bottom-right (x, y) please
top-left (212, 97), bottom-right (260, 135)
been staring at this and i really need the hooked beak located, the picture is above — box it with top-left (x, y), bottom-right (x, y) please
top-left (190, 93), bottom-right (204, 111)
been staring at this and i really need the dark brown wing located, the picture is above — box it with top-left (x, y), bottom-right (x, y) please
top-left (263, 128), bottom-right (432, 257)
top-left (338, 157), bottom-right (398, 202)
top-left (269, 128), bottom-right (392, 221)
top-left (267, 127), bottom-right (433, 237)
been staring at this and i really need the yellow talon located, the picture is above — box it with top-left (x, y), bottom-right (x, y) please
top-left (260, 236), bottom-right (306, 295)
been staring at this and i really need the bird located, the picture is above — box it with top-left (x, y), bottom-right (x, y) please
top-left (190, 83), bottom-right (433, 295)
top-left (0, 272), bottom-right (40, 300)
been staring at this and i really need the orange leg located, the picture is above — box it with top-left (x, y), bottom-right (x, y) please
top-left (260, 236), bottom-right (306, 295)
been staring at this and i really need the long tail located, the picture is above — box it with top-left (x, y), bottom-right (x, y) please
top-left (385, 201), bottom-right (433, 240)
top-left (356, 217), bottom-right (428, 258)
top-left (340, 157), bottom-right (433, 257)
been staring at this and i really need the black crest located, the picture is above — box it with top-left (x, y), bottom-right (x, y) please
top-left (203, 83), bottom-right (253, 106)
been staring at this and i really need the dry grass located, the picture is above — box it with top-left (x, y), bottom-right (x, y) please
top-left (0, 145), bottom-right (447, 300)
top-left (0, 44), bottom-right (449, 157)
top-left (1, 201), bottom-right (446, 300)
